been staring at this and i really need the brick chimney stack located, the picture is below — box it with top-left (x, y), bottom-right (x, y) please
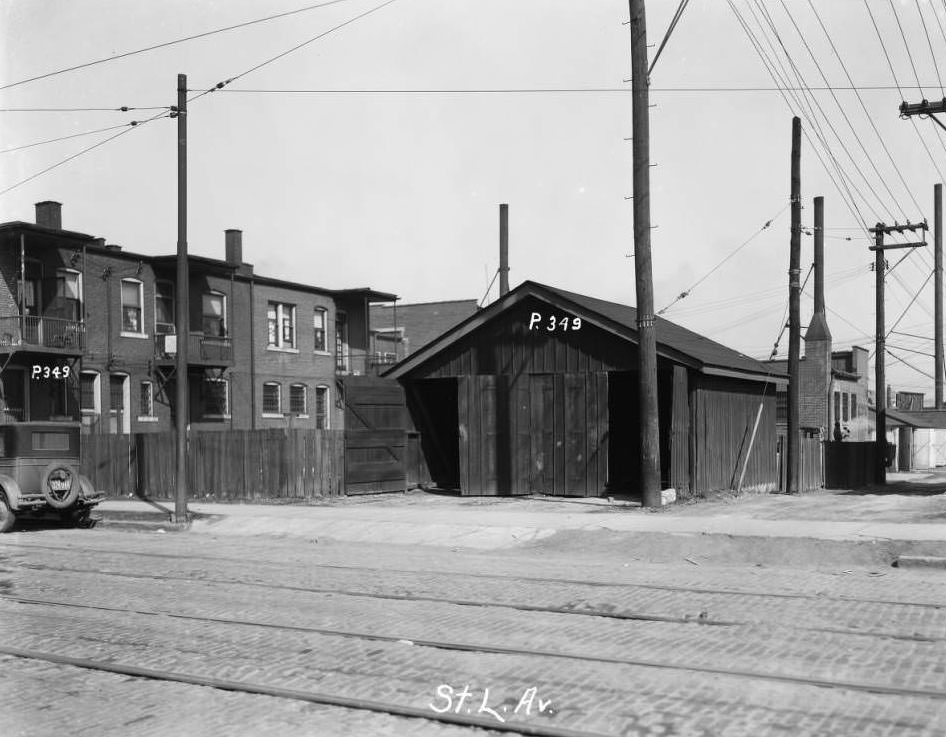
top-left (225, 229), bottom-right (243, 266)
top-left (35, 201), bottom-right (62, 230)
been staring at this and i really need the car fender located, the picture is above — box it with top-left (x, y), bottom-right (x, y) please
top-left (0, 474), bottom-right (22, 509)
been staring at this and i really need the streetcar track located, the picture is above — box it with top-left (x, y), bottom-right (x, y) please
top-left (9, 561), bottom-right (944, 643)
top-left (4, 595), bottom-right (946, 702)
top-left (0, 646), bottom-right (599, 737)
top-left (3, 540), bottom-right (943, 610)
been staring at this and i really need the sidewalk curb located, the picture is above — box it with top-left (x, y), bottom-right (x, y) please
top-left (895, 555), bottom-right (946, 570)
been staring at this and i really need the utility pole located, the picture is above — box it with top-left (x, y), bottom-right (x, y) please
top-left (787, 117), bottom-right (801, 495)
top-left (629, 0), bottom-right (661, 507)
top-left (869, 221), bottom-right (928, 484)
top-left (173, 73), bottom-right (189, 523)
top-left (936, 183), bottom-right (943, 408)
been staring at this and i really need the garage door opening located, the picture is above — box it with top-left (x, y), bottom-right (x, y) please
top-left (406, 378), bottom-right (460, 491)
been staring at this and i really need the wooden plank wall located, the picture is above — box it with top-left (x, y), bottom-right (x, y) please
top-left (342, 377), bottom-right (407, 494)
top-left (80, 429), bottom-right (345, 499)
top-left (457, 372), bottom-right (607, 496)
top-left (670, 366), bottom-right (690, 496)
top-left (823, 441), bottom-right (878, 488)
top-left (692, 377), bottom-right (778, 494)
top-left (778, 436), bottom-right (823, 492)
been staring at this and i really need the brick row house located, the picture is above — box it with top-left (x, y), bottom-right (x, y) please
top-left (0, 202), bottom-right (395, 434)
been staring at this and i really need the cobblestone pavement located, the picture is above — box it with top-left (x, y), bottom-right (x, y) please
top-left (2, 530), bottom-right (946, 736)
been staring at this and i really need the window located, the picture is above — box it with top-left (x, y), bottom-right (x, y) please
top-left (336, 312), bottom-right (348, 370)
top-left (263, 382), bottom-right (282, 415)
top-left (851, 394), bottom-right (857, 419)
top-left (155, 281), bottom-right (175, 334)
top-left (1, 369), bottom-right (25, 421)
top-left (289, 384), bottom-right (307, 415)
top-left (313, 308), bottom-right (327, 352)
top-left (775, 392), bottom-right (787, 424)
top-left (139, 381), bottom-right (154, 417)
top-left (203, 378), bottom-right (230, 417)
top-left (842, 393), bottom-right (849, 422)
top-left (56, 269), bottom-right (82, 321)
top-left (17, 259), bottom-right (41, 316)
top-left (80, 372), bottom-right (99, 413)
top-left (267, 302), bottom-right (295, 348)
top-left (833, 391), bottom-right (840, 426)
top-left (202, 292), bottom-right (227, 337)
top-left (121, 279), bottom-right (144, 334)
top-left (315, 386), bottom-right (329, 428)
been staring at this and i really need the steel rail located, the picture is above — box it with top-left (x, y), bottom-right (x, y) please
top-left (4, 598), bottom-right (946, 702)
top-left (4, 540), bottom-right (941, 610)
top-left (0, 644), bottom-right (605, 737)
top-left (8, 563), bottom-right (943, 644)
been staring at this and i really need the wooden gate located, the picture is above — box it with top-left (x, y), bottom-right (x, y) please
top-left (341, 376), bottom-right (407, 494)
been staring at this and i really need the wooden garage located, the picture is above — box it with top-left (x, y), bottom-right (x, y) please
top-left (385, 282), bottom-right (782, 498)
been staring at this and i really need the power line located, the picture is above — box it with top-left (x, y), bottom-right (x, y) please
top-left (188, 0), bottom-right (400, 104)
top-left (0, 0), bottom-right (357, 91)
top-left (657, 204), bottom-right (788, 315)
top-left (888, 348), bottom-right (935, 380)
top-left (889, 0), bottom-right (925, 95)
top-left (0, 105), bottom-right (169, 112)
top-left (915, 0), bottom-right (945, 96)
top-left (806, 0), bottom-right (923, 218)
top-left (743, 1), bottom-right (872, 232)
top-left (779, 0), bottom-right (908, 223)
top-left (0, 111), bottom-right (169, 197)
top-left (209, 84), bottom-right (946, 94)
top-left (0, 123), bottom-right (135, 154)
top-left (649, 0), bottom-right (691, 76)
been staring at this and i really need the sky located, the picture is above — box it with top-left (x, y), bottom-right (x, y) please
top-left (2, 0), bottom-right (946, 397)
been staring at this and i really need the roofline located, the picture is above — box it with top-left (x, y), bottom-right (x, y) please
top-left (372, 298), bottom-right (480, 308)
top-left (0, 220), bottom-right (96, 242)
top-left (385, 281), bottom-right (776, 381)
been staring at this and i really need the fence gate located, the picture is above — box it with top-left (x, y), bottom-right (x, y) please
top-left (341, 376), bottom-right (407, 494)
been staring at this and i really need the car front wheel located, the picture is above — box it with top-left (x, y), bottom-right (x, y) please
top-left (0, 495), bottom-right (15, 533)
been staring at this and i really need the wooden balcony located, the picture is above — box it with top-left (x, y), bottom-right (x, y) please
top-left (0, 315), bottom-right (85, 354)
top-left (154, 332), bottom-right (233, 367)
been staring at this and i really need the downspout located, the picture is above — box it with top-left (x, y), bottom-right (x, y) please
top-left (249, 276), bottom-right (257, 429)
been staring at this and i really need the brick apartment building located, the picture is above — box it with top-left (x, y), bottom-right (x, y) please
top-left (0, 202), bottom-right (395, 434)
top-left (368, 299), bottom-right (479, 364)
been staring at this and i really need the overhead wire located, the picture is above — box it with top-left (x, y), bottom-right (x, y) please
top-left (657, 204), bottom-right (788, 315)
top-left (0, 0), bottom-right (357, 91)
top-left (915, 0), bottom-right (945, 96)
top-left (187, 0), bottom-right (400, 104)
top-left (0, 0), bottom-right (399, 198)
top-left (806, 0), bottom-right (924, 219)
top-left (778, 0), bottom-right (908, 225)
top-left (0, 110), bottom-right (171, 197)
top-left (728, 1), bottom-right (870, 243)
top-left (739, 1), bottom-right (873, 238)
top-left (648, 0), bottom-right (690, 76)
top-left (0, 105), bottom-right (169, 113)
top-left (0, 123), bottom-right (136, 154)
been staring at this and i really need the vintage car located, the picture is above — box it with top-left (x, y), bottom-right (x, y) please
top-left (0, 422), bottom-right (104, 532)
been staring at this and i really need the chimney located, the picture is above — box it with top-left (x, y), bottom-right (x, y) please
top-left (35, 201), bottom-right (62, 230)
top-left (225, 229), bottom-right (243, 265)
top-left (805, 195), bottom-right (831, 343)
top-left (499, 204), bottom-right (509, 296)
top-left (92, 237), bottom-right (106, 249)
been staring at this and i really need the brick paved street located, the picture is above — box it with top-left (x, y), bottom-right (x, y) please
top-left (2, 529), bottom-right (946, 736)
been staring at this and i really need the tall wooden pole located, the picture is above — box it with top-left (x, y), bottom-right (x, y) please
top-left (787, 117), bottom-right (801, 495)
top-left (629, 0), bottom-right (661, 507)
top-left (935, 183), bottom-right (943, 408)
top-left (874, 225), bottom-right (886, 484)
top-left (174, 73), bottom-right (190, 523)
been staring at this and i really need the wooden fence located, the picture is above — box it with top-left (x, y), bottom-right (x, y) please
top-left (777, 436), bottom-right (823, 492)
top-left (81, 429), bottom-right (344, 500)
top-left (823, 441), bottom-right (879, 489)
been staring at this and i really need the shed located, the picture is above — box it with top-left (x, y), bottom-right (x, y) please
top-left (384, 281), bottom-right (784, 498)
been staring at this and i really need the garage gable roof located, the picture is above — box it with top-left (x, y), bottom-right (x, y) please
top-left (384, 280), bottom-right (781, 382)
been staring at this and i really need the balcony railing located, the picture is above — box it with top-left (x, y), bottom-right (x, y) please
top-left (155, 332), bottom-right (233, 365)
top-left (0, 315), bottom-right (86, 352)
top-left (336, 351), bottom-right (401, 376)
